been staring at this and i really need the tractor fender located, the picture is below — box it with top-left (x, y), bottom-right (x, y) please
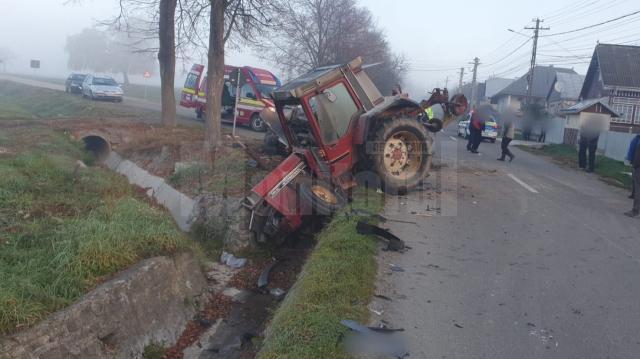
top-left (353, 96), bottom-right (422, 145)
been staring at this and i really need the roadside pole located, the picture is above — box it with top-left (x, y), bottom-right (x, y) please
top-left (232, 70), bottom-right (241, 137)
top-left (143, 71), bottom-right (151, 100)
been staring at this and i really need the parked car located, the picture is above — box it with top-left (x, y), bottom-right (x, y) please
top-left (65, 73), bottom-right (86, 94)
top-left (457, 113), bottom-right (498, 142)
top-left (82, 75), bottom-right (123, 102)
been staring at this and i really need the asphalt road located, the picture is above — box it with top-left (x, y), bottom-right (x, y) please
top-left (374, 128), bottom-right (640, 359)
top-left (0, 74), bottom-right (263, 140)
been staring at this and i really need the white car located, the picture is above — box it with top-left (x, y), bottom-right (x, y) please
top-left (82, 75), bottom-right (123, 102)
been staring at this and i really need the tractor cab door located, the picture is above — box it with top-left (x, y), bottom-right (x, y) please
top-left (305, 80), bottom-right (363, 180)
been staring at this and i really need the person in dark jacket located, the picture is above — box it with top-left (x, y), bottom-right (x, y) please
top-left (498, 111), bottom-right (517, 162)
top-left (625, 134), bottom-right (640, 218)
top-left (578, 117), bottom-right (602, 173)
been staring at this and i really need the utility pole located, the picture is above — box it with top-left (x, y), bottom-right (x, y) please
top-left (458, 67), bottom-right (465, 93)
top-left (524, 18), bottom-right (550, 104)
top-left (469, 57), bottom-right (480, 108)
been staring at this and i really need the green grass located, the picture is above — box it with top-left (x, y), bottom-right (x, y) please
top-left (0, 80), bottom-right (145, 120)
top-left (0, 127), bottom-right (194, 334)
top-left (121, 83), bottom-right (182, 103)
top-left (258, 190), bottom-right (384, 358)
top-left (16, 74), bottom-right (181, 103)
top-left (519, 143), bottom-right (633, 189)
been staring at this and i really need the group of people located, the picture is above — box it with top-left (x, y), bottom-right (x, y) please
top-left (417, 98), bottom-right (638, 218)
top-left (465, 105), bottom-right (515, 162)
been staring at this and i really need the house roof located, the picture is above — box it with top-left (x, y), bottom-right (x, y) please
top-left (594, 43), bottom-right (640, 89)
top-left (548, 73), bottom-right (584, 102)
top-left (485, 78), bottom-right (515, 98)
top-left (493, 66), bottom-right (577, 99)
top-left (559, 98), bottom-right (619, 117)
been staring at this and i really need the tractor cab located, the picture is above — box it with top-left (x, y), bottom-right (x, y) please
top-left (245, 57), bottom-right (467, 244)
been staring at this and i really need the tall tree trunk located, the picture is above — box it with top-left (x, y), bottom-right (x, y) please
top-left (204, 0), bottom-right (225, 150)
top-left (158, 0), bottom-right (177, 127)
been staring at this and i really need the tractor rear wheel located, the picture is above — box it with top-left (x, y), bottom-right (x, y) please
top-left (371, 118), bottom-right (431, 194)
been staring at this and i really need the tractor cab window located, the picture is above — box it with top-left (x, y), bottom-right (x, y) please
top-left (309, 82), bottom-right (359, 144)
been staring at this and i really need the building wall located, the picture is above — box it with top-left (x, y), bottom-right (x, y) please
top-left (609, 95), bottom-right (640, 127)
top-left (599, 131), bottom-right (638, 161)
top-left (496, 95), bottom-right (522, 113)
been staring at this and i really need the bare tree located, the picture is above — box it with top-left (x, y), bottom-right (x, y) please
top-left (257, 0), bottom-right (405, 94)
top-left (188, 0), bottom-right (281, 150)
top-left (158, 0), bottom-right (178, 127)
top-left (65, 28), bottom-right (156, 84)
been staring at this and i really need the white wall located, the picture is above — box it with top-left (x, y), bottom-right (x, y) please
top-left (546, 117), bottom-right (566, 144)
top-left (599, 131), bottom-right (637, 162)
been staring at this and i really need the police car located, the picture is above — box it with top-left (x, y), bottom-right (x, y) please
top-left (457, 112), bottom-right (498, 142)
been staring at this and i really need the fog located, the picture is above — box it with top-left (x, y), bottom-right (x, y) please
top-left (1, 0), bottom-right (638, 97)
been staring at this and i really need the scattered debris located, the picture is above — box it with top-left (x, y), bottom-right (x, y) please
top-left (527, 322), bottom-right (536, 327)
top-left (368, 306), bottom-right (384, 316)
top-left (356, 221), bottom-right (406, 251)
top-left (220, 251), bottom-right (247, 269)
top-left (76, 160), bottom-right (87, 168)
top-left (222, 287), bottom-right (250, 303)
top-left (410, 211), bottom-right (434, 217)
top-left (269, 288), bottom-right (286, 298)
top-left (257, 261), bottom-right (277, 288)
top-left (368, 324), bottom-right (405, 333)
top-left (246, 159), bottom-right (258, 168)
top-left (454, 323), bottom-right (464, 329)
top-left (350, 208), bottom-right (417, 224)
top-left (374, 294), bottom-right (392, 301)
top-left (340, 319), bottom-right (409, 359)
top-left (389, 264), bottom-right (405, 272)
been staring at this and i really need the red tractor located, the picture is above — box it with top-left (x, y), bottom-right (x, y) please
top-left (243, 57), bottom-right (467, 242)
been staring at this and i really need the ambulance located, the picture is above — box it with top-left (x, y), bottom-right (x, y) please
top-left (179, 64), bottom-right (281, 132)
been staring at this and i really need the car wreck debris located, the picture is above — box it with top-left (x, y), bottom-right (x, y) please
top-left (220, 251), bottom-right (247, 269)
top-left (257, 261), bottom-right (277, 288)
top-left (356, 221), bottom-right (406, 251)
top-left (340, 319), bottom-right (409, 359)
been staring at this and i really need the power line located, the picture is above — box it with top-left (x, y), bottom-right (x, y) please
top-left (542, 9), bottom-right (640, 37)
top-left (483, 37), bottom-right (532, 68)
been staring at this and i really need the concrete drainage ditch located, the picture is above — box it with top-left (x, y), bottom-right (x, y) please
top-left (0, 134), bottom-right (309, 358)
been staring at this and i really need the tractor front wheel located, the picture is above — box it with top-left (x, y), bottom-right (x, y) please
top-left (297, 177), bottom-right (346, 216)
top-left (371, 118), bottom-right (431, 194)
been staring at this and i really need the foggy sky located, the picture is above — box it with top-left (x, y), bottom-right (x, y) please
top-left (1, 0), bottom-right (638, 97)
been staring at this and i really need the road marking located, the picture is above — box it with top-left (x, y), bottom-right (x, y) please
top-left (507, 173), bottom-right (539, 194)
top-left (449, 136), bottom-right (458, 142)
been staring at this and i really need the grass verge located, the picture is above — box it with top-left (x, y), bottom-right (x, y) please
top-left (0, 80), bottom-right (149, 119)
top-left (518, 143), bottom-right (633, 189)
top-left (0, 126), bottom-right (195, 334)
top-left (257, 190), bottom-right (384, 358)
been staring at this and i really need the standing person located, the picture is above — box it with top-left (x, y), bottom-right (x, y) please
top-left (470, 105), bottom-right (493, 153)
top-left (498, 111), bottom-right (516, 162)
top-left (578, 117), bottom-right (601, 173)
top-left (625, 134), bottom-right (640, 218)
top-left (466, 110), bottom-right (475, 152)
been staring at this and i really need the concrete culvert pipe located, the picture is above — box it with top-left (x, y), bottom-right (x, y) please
top-left (82, 135), bottom-right (111, 162)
